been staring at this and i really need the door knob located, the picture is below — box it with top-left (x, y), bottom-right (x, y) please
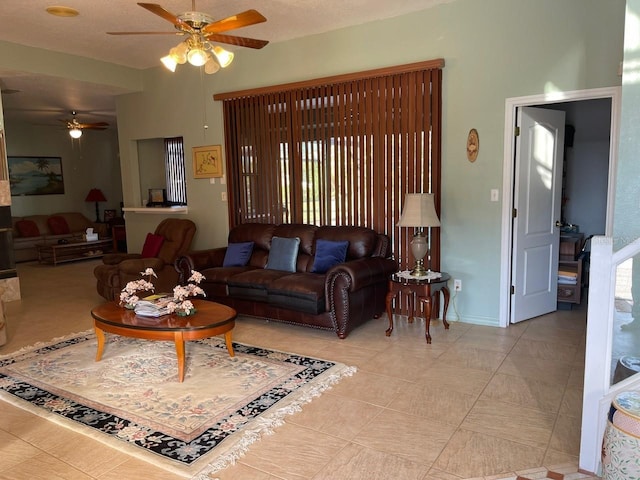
top-left (555, 221), bottom-right (563, 227)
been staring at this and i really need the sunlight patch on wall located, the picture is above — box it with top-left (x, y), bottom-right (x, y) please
top-left (541, 53), bottom-right (585, 98)
top-left (624, 7), bottom-right (640, 52)
top-left (623, 7), bottom-right (640, 84)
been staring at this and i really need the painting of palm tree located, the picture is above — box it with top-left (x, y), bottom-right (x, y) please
top-left (7, 156), bottom-right (64, 196)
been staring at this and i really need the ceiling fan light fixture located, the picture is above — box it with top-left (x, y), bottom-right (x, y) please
top-left (213, 46), bottom-right (234, 68)
top-left (187, 47), bottom-right (208, 67)
top-left (161, 54), bottom-right (177, 72)
top-left (69, 127), bottom-right (82, 139)
top-left (204, 57), bottom-right (220, 75)
top-left (173, 42), bottom-right (189, 64)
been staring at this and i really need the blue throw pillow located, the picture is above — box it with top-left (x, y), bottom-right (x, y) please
top-left (265, 236), bottom-right (300, 272)
top-left (311, 239), bottom-right (349, 273)
top-left (223, 241), bottom-right (255, 267)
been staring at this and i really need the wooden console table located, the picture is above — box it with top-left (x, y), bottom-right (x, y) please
top-left (385, 271), bottom-right (450, 343)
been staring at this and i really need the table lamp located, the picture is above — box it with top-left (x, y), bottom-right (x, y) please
top-left (85, 188), bottom-right (107, 223)
top-left (397, 193), bottom-right (440, 276)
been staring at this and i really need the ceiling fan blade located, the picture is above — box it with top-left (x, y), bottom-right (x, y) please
top-left (202, 9), bottom-right (267, 35)
top-left (205, 33), bottom-right (268, 49)
top-left (107, 31), bottom-right (182, 35)
top-left (77, 122), bottom-right (109, 128)
top-left (137, 3), bottom-right (184, 28)
top-left (80, 126), bottom-right (108, 130)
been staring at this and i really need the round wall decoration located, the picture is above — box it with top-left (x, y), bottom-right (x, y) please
top-left (467, 128), bottom-right (479, 162)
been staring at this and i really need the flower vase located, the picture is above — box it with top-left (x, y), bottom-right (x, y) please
top-left (177, 308), bottom-right (196, 317)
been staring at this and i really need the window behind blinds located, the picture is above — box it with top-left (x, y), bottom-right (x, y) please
top-left (164, 137), bottom-right (187, 205)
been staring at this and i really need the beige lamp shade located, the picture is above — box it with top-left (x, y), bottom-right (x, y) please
top-left (397, 193), bottom-right (440, 276)
top-left (397, 193), bottom-right (440, 228)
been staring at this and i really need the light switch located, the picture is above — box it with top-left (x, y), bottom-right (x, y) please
top-left (491, 189), bottom-right (499, 202)
top-left (221, 192), bottom-right (227, 202)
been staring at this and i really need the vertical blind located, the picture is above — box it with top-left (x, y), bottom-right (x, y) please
top-left (216, 59), bottom-right (443, 272)
top-left (164, 137), bottom-right (187, 205)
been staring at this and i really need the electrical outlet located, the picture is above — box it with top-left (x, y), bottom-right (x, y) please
top-left (454, 279), bottom-right (462, 291)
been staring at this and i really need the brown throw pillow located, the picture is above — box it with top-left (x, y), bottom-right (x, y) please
top-left (47, 215), bottom-right (71, 235)
top-left (15, 220), bottom-right (40, 238)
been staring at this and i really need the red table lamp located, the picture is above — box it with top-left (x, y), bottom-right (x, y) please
top-left (85, 188), bottom-right (107, 222)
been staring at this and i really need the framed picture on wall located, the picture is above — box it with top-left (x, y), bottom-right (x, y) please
top-left (193, 145), bottom-right (223, 178)
top-left (7, 156), bottom-right (65, 196)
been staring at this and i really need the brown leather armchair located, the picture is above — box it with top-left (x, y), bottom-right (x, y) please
top-left (94, 218), bottom-right (196, 301)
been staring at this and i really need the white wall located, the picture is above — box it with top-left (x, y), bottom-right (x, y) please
top-left (614, 0), bottom-right (640, 247)
top-left (137, 138), bottom-right (165, 204)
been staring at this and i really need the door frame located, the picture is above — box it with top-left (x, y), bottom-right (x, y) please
top-left (498, 87), bottom-right (621, 327)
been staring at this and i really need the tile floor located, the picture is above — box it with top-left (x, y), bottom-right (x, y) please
top-left (0, 260), bottom-right (599, 480)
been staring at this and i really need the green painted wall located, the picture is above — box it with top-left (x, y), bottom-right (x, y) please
top-left (118, 0), bottom-right (624, 326)
top-left (614, 0), bottom-right (640, 248)
top-left (5, 121), bottom-right (122, 221)
top-left (0, 0), bottom-right (626, 326)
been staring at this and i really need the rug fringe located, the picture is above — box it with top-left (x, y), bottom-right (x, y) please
top-left (191, 364), bottom-right (357, 479)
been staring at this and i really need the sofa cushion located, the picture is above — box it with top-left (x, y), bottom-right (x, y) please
top-left (228, 269), bottom-right (291, 301)
top-left (311, 239), bottom-right (349, 273)
top-left (273, 224), bottom-right (317, 255)
top-left (228, 223), bottom-right (277, 252)
top-left (57, 212), bottom-right (93, 233)
top-left (267, 273), bottom-right (326, 314)
top-left (265, 236), bottom-right (300, 272)
top-left (141, 233), bottom-right (165, 258)
top-left (315, 225), bottom-right (379, 259)
top-left (15, 220), bottom-right (40, 238)
top-left (201, 266), bottom-right (258, 297)
top-left (223, 241), bottom-right (254, 267)
top-left (47, 215), bottom-right (71, 235)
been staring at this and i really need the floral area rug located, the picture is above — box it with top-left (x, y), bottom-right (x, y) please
top-left (0, 331), bottom-right (356, 478)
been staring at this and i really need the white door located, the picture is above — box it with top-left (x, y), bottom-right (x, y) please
top-left (511, 106), bottom-right (565, 323)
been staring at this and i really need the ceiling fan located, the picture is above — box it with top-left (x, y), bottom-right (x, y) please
top-left (107, 2), bottom-right (268, 73)
top-left (61, 111), bottom-right (109, 138)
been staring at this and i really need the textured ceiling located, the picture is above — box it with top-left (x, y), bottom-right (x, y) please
top-left (0, 0), bottom-right (450, 128)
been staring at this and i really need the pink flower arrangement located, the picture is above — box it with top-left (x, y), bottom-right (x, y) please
top-left (165, 270), bottom-right (206, 315)
top-left (119, 268), bottom-right (156, 307)
top-left (119, 268), bottom-right (206, 315)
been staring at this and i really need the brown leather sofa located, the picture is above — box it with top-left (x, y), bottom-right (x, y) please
top-left (176, 223), bottom-right (397, 338)
top-left (94, 218), bottom-right (196, 301)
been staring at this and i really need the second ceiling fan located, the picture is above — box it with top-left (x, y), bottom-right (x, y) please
top-left (107, 2), bottom-right (269, 73)
top-left (61, 112), bottom-right (109, 139)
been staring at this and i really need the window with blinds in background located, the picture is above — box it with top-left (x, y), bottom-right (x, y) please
top-left (164, 137), bottom-right (187, 205)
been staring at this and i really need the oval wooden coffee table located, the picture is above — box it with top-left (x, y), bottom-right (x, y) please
top-left (91, 299), bottom-right (237, 382)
